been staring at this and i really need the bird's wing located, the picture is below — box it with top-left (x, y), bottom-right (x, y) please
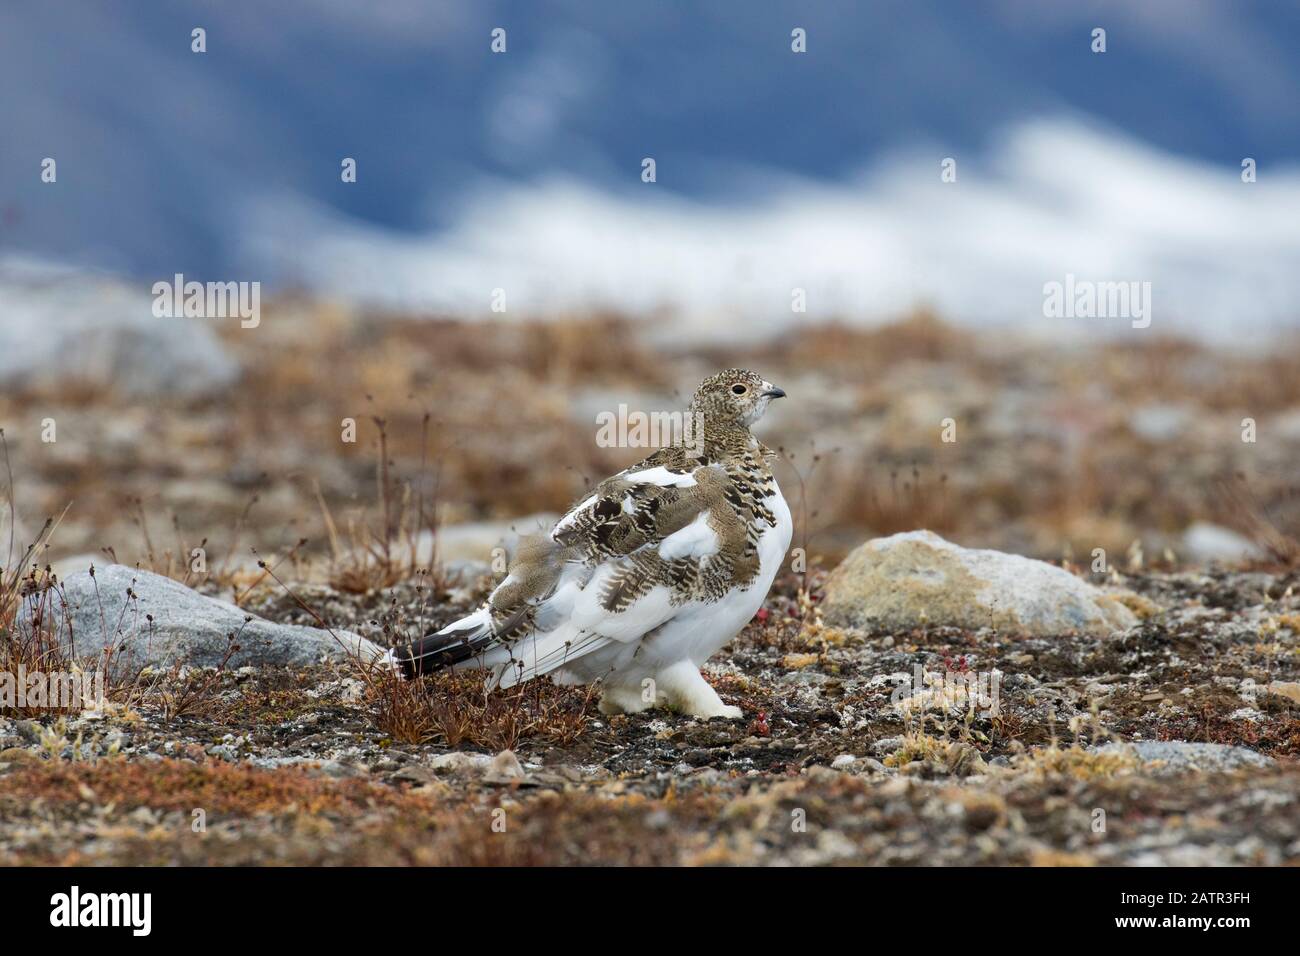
top-left (550, 458), bottom-right (716, 561)
top-left (399, 454), bottom-right (735, 685)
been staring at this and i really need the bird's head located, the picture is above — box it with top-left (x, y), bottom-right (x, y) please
top-left (689, 368), bottom-right (786, 428)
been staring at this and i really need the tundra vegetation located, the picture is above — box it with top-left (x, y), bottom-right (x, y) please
top-left (1, 307), bottom-right (1298, 865)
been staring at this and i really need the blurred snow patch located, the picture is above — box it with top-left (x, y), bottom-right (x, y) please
top-left (247, 117), bottom-right (1300, 347)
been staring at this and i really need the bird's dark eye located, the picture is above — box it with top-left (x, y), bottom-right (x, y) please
top-left (731, 384), bottom-right (747, 395)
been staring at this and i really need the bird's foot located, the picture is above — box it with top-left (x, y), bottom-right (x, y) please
top-left (656, 660), bottom-right (744, 720)
top-left (598, 684), bottom-right (654, 715)
top-left (690, 702), bottom-right (744, 720)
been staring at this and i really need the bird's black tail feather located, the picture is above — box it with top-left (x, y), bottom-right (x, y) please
top-left (391, 622), bottom-right (489, 679)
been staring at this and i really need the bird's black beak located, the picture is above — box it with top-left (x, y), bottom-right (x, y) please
top-left (762, 386), bottom-right (786, 399)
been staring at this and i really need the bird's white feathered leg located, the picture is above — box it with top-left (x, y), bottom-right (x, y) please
top-left (598, 682), bottom-right (655, 715)
top-left (656, 660), bottom-right (743, 719)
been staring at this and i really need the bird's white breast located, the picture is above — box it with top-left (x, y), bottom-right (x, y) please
top-left (664, 482), bottom-right (793, 669)
top-left (534, 478), bottom-right (793, 684)
top-left (758, 484), bottom-right (794, 577)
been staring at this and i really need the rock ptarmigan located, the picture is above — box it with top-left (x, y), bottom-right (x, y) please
top-left (390, 369), bottom-right (791, 719)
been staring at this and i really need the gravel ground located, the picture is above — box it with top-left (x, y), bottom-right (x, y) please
top-left (2, 563), bottom-right (1298, 866)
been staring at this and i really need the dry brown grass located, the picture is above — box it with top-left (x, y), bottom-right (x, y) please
top-left (834, 460), bottom-right (957, 538)
top-left (1009, 743), bottom-right (1140, 781)
top-left (257, 554), bottom-right (596, 751)
top-left (1, 430), bottom-right (81, 716)
top-left (1215, 472), bottom-right (1300, 566)
top-left (753, 309), bottom-right (978, 373)
top-left (2, 432), bottom-right (240, 719)
top-left (223, 308), bottom-right (660, 517)
top-left (151, 635), bottom-right (241, 722)
top-left (0, 756), bottom-right (435, 817)
top-left (0, 569), bottom-right (80, 718)
top-left (364, 663), bottom-right (595, 751)
top-left (10, 300), bottom-right (1300, 575)
top-left (1101, 333), bottom-right (1300, 414)
top-left (314, 414), bottom-right (445, 594)
top-left (0, 758), bottom-right (705, 866)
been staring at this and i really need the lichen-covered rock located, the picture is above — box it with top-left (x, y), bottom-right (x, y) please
top-left (821, 530), bottom-right (1138, 637)
top-left (1096, 741), bottom-right (1274, 774)
top-left (1266, 681), bottom-right (1300, 705)
top-left (33, 564), bottom-right (382, 668)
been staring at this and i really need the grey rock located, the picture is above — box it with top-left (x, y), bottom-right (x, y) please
top-left (822, 530), bottom-right (1138, 637)
top-left (1098, 741), bottom-right (1274, 774)
top-left (12, 720), bottom-right (43, 744)
top-left (36, 564), bottom-right (383, 669)
top-left (0, 273), bottom-right (241, 398)
top-left (489, 748), bottom-right (525, 779)
top-left (804, 765), bottom-right (846, 784)
top-left (1180, 522), bottom-right (1263, 564)
top-left (313, 760), bottom-right (355, 778)
top-left (871, 735), bottom-right (905, 758)
top-left (253, 756), bottom-right (354, 775)
top-left (390, 765), bottom-right (436, 784)
top-left (829, 754), bottom-right (890, 776)
top-left (944, 741), bottom-right (988, 777)
top-left (429, 751), bottom-right (493, 774)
